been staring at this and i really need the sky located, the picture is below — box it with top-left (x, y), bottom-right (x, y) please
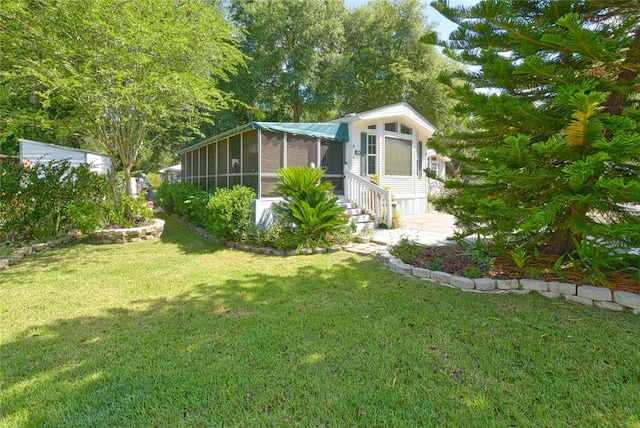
top-left (344, 0), bottom-right (479, 40)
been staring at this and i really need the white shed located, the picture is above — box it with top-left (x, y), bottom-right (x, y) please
top-left (19, 139), bottom-right (112, 174)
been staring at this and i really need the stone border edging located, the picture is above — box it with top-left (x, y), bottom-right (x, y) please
top-left (381, 254), bottom-right (640, 315)
top-left (0, 219), bottom-right (165, 271)
top-left (0, 230), bottom-right (78, 270)
top-left (91, 218), bottom-right (165, 244)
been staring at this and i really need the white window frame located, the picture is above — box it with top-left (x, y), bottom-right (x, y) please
top-left (427, 157), bottom-right (441, 178)
top-left (366, 134), bottom-right (377, 175)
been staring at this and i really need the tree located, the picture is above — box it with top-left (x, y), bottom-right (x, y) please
top-left (338, 0), bottom-right (456, 129)
top-left (229, 0), bottom-right (346, 122)
top-left (0, 0), bottom-right (243, 214)
top-left (430, 0), bottom-right (640, 255)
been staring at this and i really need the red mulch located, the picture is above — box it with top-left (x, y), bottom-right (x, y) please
top-left (407, 246), bottom-right (640, 294)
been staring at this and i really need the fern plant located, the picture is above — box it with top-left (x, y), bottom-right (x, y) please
top-left (509, 245), bottom-right (532, 269)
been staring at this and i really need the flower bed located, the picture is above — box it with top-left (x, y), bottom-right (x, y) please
top-left (91, 219), bottom-right (165, 244)
top-left (384, 255), bottom-right (640, 315)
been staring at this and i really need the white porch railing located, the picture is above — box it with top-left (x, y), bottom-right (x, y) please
top-left (344, 170), bottom-right (393, 227)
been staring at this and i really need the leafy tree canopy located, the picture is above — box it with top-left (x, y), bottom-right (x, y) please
top-left (0, 0), bottom-right (244, 202)
top-left (228, 0), bottom-right (346, 123)
top-left (339, 0), bottom-right (457, 129)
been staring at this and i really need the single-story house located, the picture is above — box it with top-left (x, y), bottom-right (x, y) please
top-left (178, 102), bottom-right (448, 225)
top-left (159, 164), bottom-right (182, 183)
top-left (19, 139), bottom-right (112, 174)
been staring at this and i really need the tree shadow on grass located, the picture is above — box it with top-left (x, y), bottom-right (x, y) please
top-left (156, 212), bottom-right (224, 255)
top-left (1, 256), bottom-right (404, 426)
top-left (3, 227), bottom-right (640, 426)
top-left (0, 213), bottom-right (220, 283)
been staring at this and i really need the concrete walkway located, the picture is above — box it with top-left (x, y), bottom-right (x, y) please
top-left (372, 211), bottom-right (458, 246)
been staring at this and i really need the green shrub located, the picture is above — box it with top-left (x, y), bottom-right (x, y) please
top-left (205, 186), bottom-right (256, 242)
top-left (253, 223), bottom-right (299, 250)
top-left (392, 208), bottom-right (402, 229)
top-left (183, 191), bottom-right (212, 226)
top-left (68, 200), bottom-right (110, 234)
top-left (0, 160), bottom-right (110, 243)
top-left (146, 172), bottom-right (162, 189)
top-left (462, 265), bottom-right (483, 279)
top-left (427, 258), bottom-right (443, 271)
top-left (156, 182), bottom-right (202, 217)
top-left (390, 238), bottom-right (424, 264)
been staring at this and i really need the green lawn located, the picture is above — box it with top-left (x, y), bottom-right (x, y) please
top-left (2, 214), bottom-right (639, 427)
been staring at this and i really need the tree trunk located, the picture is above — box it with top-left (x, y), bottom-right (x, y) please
top-left (292, 102), bottom-right (302, 123)
top-left (605, 27), bottom-right (640, 115)
top-left (123, 164), bottom-right (133, 220)
top-left (544, 227), bottom-right (577, 256)
top-left (108, 159), bottom-right (119, 212)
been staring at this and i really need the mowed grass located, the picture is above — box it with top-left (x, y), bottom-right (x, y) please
top-left (1, 214), bottom-right (639, 427)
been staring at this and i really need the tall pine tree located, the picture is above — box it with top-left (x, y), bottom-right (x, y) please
top-left (431, 0), bottom-right (640, 255)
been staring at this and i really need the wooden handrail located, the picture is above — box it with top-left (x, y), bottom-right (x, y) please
top-left (344, 170), bottom-right (393, 227)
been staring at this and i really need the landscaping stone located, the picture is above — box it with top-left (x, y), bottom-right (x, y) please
top-left (613, 291), bottom-right (640, 310)
top-left (541, 291), bottom-right (561, 299)
top-left (451, 276), bottom-right (475, 289)
top-left (376, 252), bottom-right (394, 264)
top-left (565, 295), bottom-right (593, 306)
top-left (594, 301), bottom-right (625, 312)
top-left (412, 267), bottom-right (432, 279)
top-left (509, 289), bottom-right (530, 295)
top-left (474, 278), bottom-right (496, 291)
top-left (496, 279), bottom-right (519, 290)
top-left (32, 243), bottom-right (49, 252)
top-left (389, 258), bottom-right (414, 276)
top-left (548, 281), bottom-right (576, 295)
top-left (578, 285), bottom-right (612, 302)
top-left (520, 279), bottom-right (548, 292)
top-left (461, 288), bottom-right (484, 293)
top-left (430, 271), bottom-right (452, 285)
top-left (92, 219), bottom-right (165, 244)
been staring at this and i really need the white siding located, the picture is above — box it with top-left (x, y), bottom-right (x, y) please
top-left (86, 152), bottom-right (113, 174)
top-left (19, 139), bottom-right (112, 173)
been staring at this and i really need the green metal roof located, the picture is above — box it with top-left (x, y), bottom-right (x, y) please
top-left (253, 122), bottom-right (348, 142)
top-left (178, 121), bottom-right (348, 154)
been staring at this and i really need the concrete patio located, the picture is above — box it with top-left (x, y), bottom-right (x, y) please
top-left (372, 211), bottom-right (458, 246)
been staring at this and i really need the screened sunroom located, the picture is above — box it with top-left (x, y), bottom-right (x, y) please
top-left (178, 122), bottom-right (348, 198)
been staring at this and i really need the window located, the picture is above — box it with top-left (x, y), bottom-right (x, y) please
top-left (384, 122), bottom-right (413, 135)
top-left (366, 134), bottom-right (377, 175)
top-left (367, 124), bottom-right (377, 130)
top-left (428, 158), bottom-right (440, 177)
top-left (385, 137), bottom-right (412, 176)
top-left (384, 122), bottom-right (398, 133)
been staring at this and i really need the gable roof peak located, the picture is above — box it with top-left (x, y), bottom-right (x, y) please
top-left (333, 102), bottom-right (436, 133)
